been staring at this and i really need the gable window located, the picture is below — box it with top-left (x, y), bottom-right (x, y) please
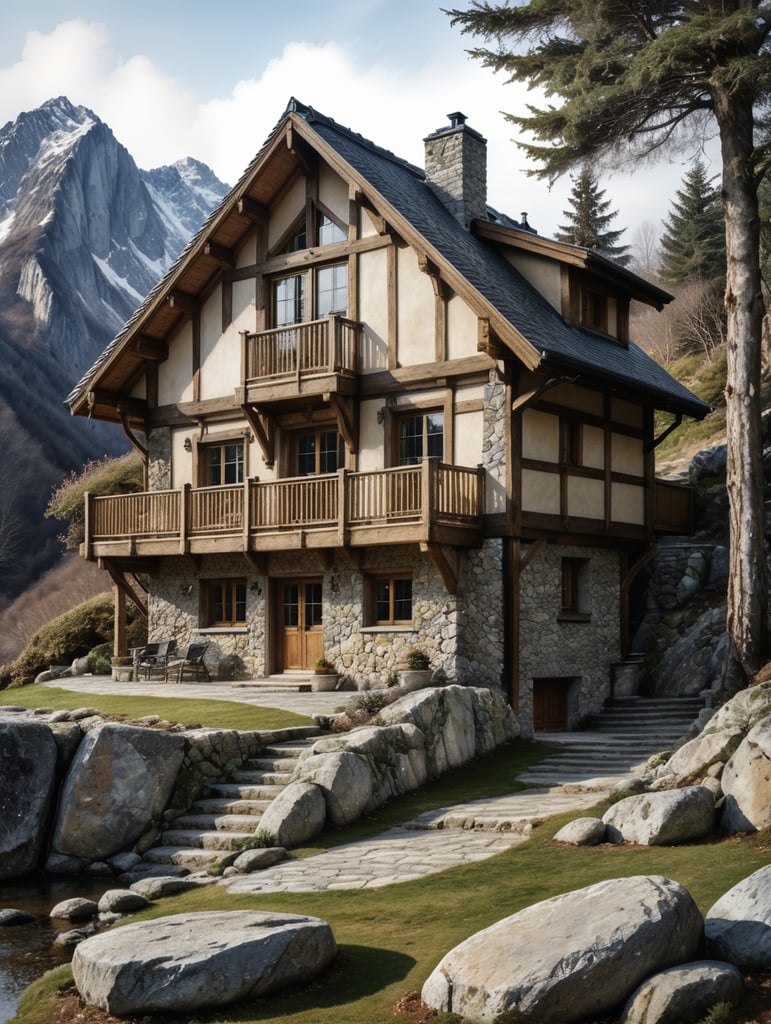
top-left (294, 428), bottom-right (345, 476)
top-left (203, 442), bottom-right (244, 485)
top-left (318, 214), bottom-right (346, 246)
top-left (559, 557), bottom-right (591, 621)
top-left (204, 579), bottom-right (246, 627)
top-left (369, 574), bottom-right (413, 625)
top-left (398, 412), bottom-right (444, 465)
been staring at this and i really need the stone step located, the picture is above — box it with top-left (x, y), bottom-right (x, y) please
top-left (142, 846), bottom-right (223, 870)
top-left (206, 781), bottom-right (284, 801)
top-left (193, 797), bottom-right (273, 816)
top-left (170, 812), bottom-right (265, 832)
top-left (159, 828), bottom-right (255, 851)
top-left (247, 755), bottom-right (303, 772)
top-left (231, 769), bottom-right (294, 786)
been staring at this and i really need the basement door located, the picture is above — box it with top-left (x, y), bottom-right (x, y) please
top-left (532, 677), bottom-right (570, 732)
top-left (277, 578), bottom-right (324, 671)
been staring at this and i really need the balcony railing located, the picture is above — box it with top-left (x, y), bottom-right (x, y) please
top-left (242, 315), bottom-right (360, 386)
top-left (84, 461), bottom-right (485, 557)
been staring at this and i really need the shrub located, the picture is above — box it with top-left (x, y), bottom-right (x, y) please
top-left (406, 648), bottom-right (430, 671)
top-left (87, 642), bottom-right (113, 675)
top-left (0, 593), bottom-right (146, 688)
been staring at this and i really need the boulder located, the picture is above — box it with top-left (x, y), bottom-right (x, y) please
top-left (71, 910), bottom-right (337, 1016)
top-left (50, 723), bottom-right (185, 860)
top-left (232, 847), bottom-right (287, 873)
top-left (661, 728), bottom-right (743, 784)
top-left (0, 720), bottom-right (59, 879)
top-left (422, 875), bottom-right (703, 1023)
top-left (295, 752), bottom-right (373, 828)
top-left (50, 898), bottom-right (98, 921)
top-left (720, 717), bottom-right (771, 832)
top-left (602, 787), bottom-right (715, 846)
top-left (705, 864), bottom-right (771, 969)
top-left (621, 961), bottom-right (743, 1024)
top-left (97, 889), bottom-right (150, 914)
top-left (553, 817), bottom-right (606, 846)
top-left (0, 909), bottom-right (34, 926)
top-left (129, 876), bottom-right (201, 900)
top-left (259, 782), bottom-right (327, 845)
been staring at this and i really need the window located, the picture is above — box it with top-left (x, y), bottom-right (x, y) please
top-left (398, 412), bottom-right (444, 465)
top-left (581, 288), bottom-right (607, 333)
top-left (203, 442), bottom-right (244, 485)
top-left (317, 264), bottom-right (347, 317)
top-left (371, 575), bottom-right (413, 625)
top-left (205, 579), bottom-right (246, 627)
top-left (274, 274), bottom-right (305, 326)
top-left (560, 558), bottom-right (591, 620)
top-left (318, 214), bottom-right (346, 246)
top-left (294, 429), bottom-right (344, 476)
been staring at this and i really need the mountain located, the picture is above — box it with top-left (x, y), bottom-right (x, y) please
top-left (0, 97), bottom-right (229, 602)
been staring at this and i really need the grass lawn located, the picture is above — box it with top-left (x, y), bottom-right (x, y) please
top-left (7, 684), bottom-right (771, 1024)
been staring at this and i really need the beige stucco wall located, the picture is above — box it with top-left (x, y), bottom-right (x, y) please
top-left (567, 476), bottom-right (604, 519)
top-left (583, 424), bottom-right (604, 469)
top-left (611, 433), bottom-right (644, 476)
top-left (446, 293), bottom-right (478, 361)
top-left (397, 246), bottom-right (435, 365)
top-left (358, 247), bottom-right (388, 372)
top-left (158, 321), bottom-right (194, 406)
top-left (357, 398), bottom-right (385, 473)
top-left (522, 468), bottom-right (560, 515)
top-left (523, 409), bottom-right (559, 462)
top-left (504, 251), bottom-right (562, 313)
top-left (611, 482), bottom-right (645, 524)
top-left (318, 164), bottom-right (348, 225)
top-left (456, 409), bottom-right (483, 468)
top-left (267, 175), bottom-right (305, 251)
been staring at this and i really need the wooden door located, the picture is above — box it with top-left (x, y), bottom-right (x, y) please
top-left (533, 678), bottom-right (569, 731)
top-left (278, 579), bottom-right (323, 671)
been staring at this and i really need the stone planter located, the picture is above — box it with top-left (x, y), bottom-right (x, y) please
top-left (398, 669), bottom-right (433, 692)
top-left (111, 657), bottom-right (134, 683)
top-left (311, 672), bottom-right (339, 692)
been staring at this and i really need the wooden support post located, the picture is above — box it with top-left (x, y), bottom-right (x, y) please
top-left (114, 583), bottom-right (127, 658)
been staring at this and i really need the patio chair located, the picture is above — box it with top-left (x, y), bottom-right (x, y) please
top-left (133, 640), bottom-right (177, 681)
top-left (166, 641), bottom-right (211, 683)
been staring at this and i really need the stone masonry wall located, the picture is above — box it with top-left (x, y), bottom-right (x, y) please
top-left (147, 427), bottom-right (171, 491)
top-left (518, 543), bottom-right (621, 735)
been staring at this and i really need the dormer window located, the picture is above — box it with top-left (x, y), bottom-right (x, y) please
top-left (581, 288), bottom-right (607, 333)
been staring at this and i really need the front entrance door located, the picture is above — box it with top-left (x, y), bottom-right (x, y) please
top-left (533, 678), bottom-right (570, 731)
top-left (278, 578), bottom-right (323, 671)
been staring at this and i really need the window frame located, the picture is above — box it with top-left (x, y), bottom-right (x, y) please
top-left (366, 573), bottom-right (414, 627)
top-left (291, 426), bottom-right (346, 477)
top-left (559, 557), bottom-right (592, 622)
top-left (392, 409), bottom-right (445, 467)
top-left (197, 438), bottom-right (247, 487)
top-left (204, 578), bottom-right (247, 628)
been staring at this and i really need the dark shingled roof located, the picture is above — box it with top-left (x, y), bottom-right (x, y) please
top-left (298, 103), bottom-right (708, 419)
top-left (67, 99), bottom-right (709, 421)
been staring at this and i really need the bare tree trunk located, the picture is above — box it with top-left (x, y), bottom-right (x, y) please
top-left (714, 85), bottom-right (769, 687)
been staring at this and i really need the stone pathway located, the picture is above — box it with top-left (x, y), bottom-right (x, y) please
top-left (43, 677), bottom-right (696, 894)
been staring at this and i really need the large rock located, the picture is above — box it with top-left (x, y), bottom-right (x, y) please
top-left (602, 787), bottom-right (715, 846)
top-left (661, 728), bottom-right (743, 784)
top-left (553, 817), bottom-right (606, 846)
top-left (259, 783), bottom-right (327, 846)
top-left (51, 723), bottom-right (185, 860)
top-left (422, 875), bottom-right (703, 1023)
top-left (720, 717), bottom-right (771, 832)
top-left (621, 961), bottom-right (743, 1024)
top-left (71, 911), bottom-right (336, 1015)
top-left (0, 720), bottom-right (59, 879)
top-left (705, 864), bottom-right (771, 969)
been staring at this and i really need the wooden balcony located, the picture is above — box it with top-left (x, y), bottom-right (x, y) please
top-left (653, 478), bottom-right (694, 535)
top-left (240, 315), bottom-right (360, 404)
top-left (84, 461), bottom-right (486, 560)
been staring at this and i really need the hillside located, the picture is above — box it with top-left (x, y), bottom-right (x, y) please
top-left (0, 98), bottom-right (229, 602)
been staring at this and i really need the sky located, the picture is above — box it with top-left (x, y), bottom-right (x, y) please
top-left (1, 1), bottom-right (721, 244)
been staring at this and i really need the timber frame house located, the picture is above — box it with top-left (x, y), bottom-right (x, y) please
top-left (67, 100), bottom-right (709, 734)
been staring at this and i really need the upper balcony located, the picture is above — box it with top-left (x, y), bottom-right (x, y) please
top-left (239, 315), bottom-right (361, 405)
top-left (83, 461), bottom-right (486, 562)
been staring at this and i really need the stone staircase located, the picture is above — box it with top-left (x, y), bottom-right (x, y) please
top-left (231, 673), bottom-right (315, 693)
top-left (139, 729), bottom-right (320, 873)
top-left (518, 696), bottom-right (704, 789)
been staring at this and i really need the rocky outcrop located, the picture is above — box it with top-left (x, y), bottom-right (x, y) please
top-left (259, 783), bottom-right (327, 847)
top-left (720, 717), bottom-right (771, 832)
top-left (49, 723), bottom-right (186, 861)
top-left (602, 787), bottom-right (715, 846)
top-left (0, 719), bottom-right (58, 879)
top-left (421, 875), bottom-right (703, 1023)
top-left (621, 961), bottom-right (743, 1024)
top-left (71, 911), bottom-right (337, 1016)
top-left (705, 864), bottom-right (771, 970)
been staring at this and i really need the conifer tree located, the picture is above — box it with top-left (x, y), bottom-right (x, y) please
top-left (447, 0), bottom-right (771, 687)
top-left (555, 166), bottom-right (631, 265)
top-left (659, 160), bottom-right (725, 286)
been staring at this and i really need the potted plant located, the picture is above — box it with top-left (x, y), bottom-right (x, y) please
top-left (311, 656), bottom-right (339, 692)
top-left (397, 648), bottom-right (433, 691)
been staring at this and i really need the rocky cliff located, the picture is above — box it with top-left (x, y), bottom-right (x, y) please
top-left (0, 98), bottom-right (229, 600)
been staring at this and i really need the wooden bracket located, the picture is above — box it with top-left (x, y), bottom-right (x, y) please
top-left (237, 195), bottom-right (269, 224)
top-left (319, 549), bottom-right (335, 571)
top-left (101, 562), bottom-right (148, 619)
top-left (356, 192), bottom-right (388, 235)
top-left (119, 411), bottom-right (148, 460)
top-left (204, 241), bottom-right (236, 269)
top-left (477, 318), bottom-right (506, 359)
top-left (241, 404), bottom-right (275, 466)
top-left (326, 392), bottom-right (359, 454)
top-left (520, 538), bottom-right (546, 572)
top-left (418, 254), bottom-right (447, 299)
top-left (243, 550), bottom-right (268, 575)
top-left (420, 542), bottom-right (459, 594)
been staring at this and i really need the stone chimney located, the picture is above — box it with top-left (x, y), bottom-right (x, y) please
top-left (424, 112), bottom-right (487, 229)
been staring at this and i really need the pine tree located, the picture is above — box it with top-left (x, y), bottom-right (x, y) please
top-left (659, 161), bottom-right (725, 286)
top-left (555, 167), bottom-right (631, 266)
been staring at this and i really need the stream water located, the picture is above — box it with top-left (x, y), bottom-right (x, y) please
top-left (0, 876), bottom-right (115, 1023)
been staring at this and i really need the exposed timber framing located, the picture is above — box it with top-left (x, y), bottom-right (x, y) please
top-left (241, 404), bottom-right (275, 466)
top-left (420, 542), bottom-right (459, 594)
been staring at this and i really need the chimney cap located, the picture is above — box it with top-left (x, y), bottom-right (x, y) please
top-left (447, 111), bottom-right (467, 128)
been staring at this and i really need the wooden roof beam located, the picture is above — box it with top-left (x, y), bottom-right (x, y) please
top-left (132, 336), bottom-right (168, 362)
top-left (204, 241), bottom-right (236, 269)
top-left (88, 389), bottom-right (147, 419)
top-left (237, 195), bottom-right (269, 224)
top-left (167, 290), bottom-right (200, 315)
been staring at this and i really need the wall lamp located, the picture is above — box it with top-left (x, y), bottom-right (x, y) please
top-left (184, 437), bottom-right (192, 452)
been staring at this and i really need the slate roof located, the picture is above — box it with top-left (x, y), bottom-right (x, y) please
top-left (67, 99), bottom-right (709, 421)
